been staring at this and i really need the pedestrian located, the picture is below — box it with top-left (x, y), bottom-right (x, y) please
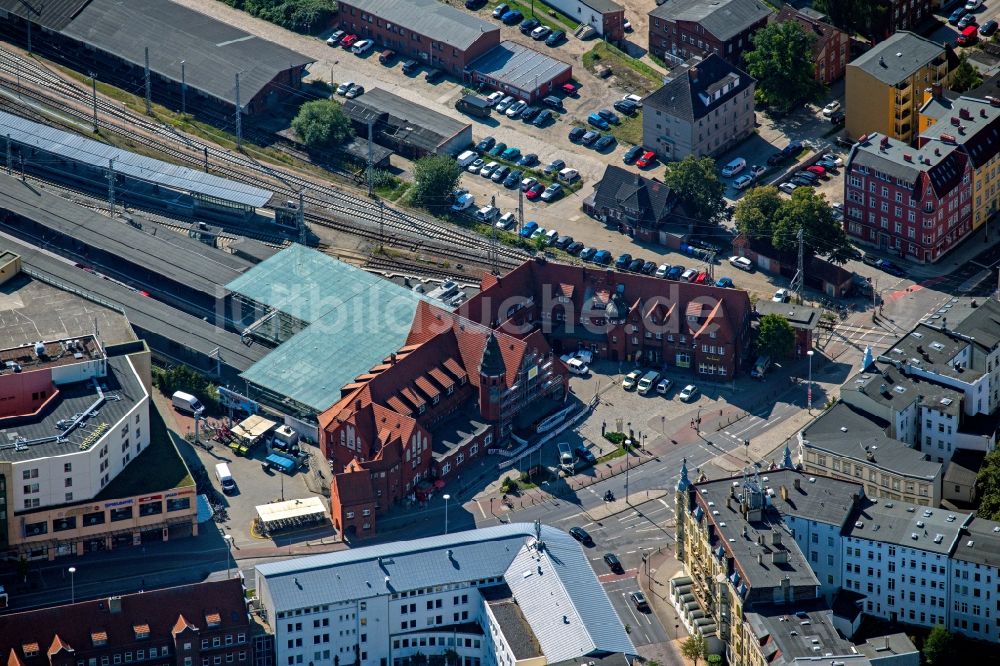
top-left (601, 420), bottom-right (606, 435)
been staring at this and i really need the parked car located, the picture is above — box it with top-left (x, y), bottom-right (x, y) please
top-left (554, 234), bottom-right (574, 249)
top-left (495, 212), bottom-right (516, 230)
top-left (491, 165), bottom-right (511, 183)
top-left (821, 153), bottom-right (844, 167)
top-left (378, 49), bottom-right (396, 65)
top-left (679, 384), bottom-right (699, 402)
top-left (532, 109), bottom-right (554, 127)
top-left (517, 153), bottom-right (539, 166)
top-left (822, 101), bottom-right (841, 117)
top-left (466, 0), bottom-right (486, 7)
top-left (631, 591), bottom-right (650, 611)
top-left (451, 193), bottom-right (475, 211)
top-left (501, 146), bottom-right (521, 161)
top-left (492, 3), bottom-right (510, 18)
top-left (966, 0), bottom-right (983, 10)
top-left (503, 169), bottom-right (523, 188)
top-left (816, 158), bottom-right (839, 171)
top-left (351, 39), bottom-right (374, 55)
top-left (597, 108), bottom-right (620, 124)
top-left (721, 157), bottom-right (746, 177)
top-left (327, 31), bottom-right (346, 46)
top-left (694, 271), bottom-right (708, 284)
top-left (566, 241), bottom-right (584, 255)
top-left (981, 19), bottom-right (998, 35)
top-left (715, 277), bottom-right (734, 288)
top-left (806, 165), bottom-right (827, 177)
top-left (729, 255), bottom-right (754, 272)
top-left (666, 265), bottom-right (684, 280)
top-left (950, 6), bottom-right (969, 23)
top-left (496, 96), bottom-right (515, 112)
top-left (656, 378), bottom-right (673, 394)
top-left (615, 253), bottom-right (633, 270)
top-left (614, 98), bottom-right (639, 115)
top-left (575, 446), bottom-right (597, 466)
top-left (544, 159), bottom-right (566, 175)
top-left (520, 106), bottom-right (540, 122)
top-left (525, 183), bottom-right (545, 200)
top-left (773, 288), bottom-right (790, 303)
top-left (641, 261), bottom-right (658, 275)
top-left (540, 183), bottom-right (563, 201)
top-left (479, 161), bottom-right (499, 178)
top-left (345, 84), bottom-right (365, 99)
top-left (581, 130), bottom-right (599, 145)
top-left (593, 249), bottom-right (612, 265)
top-left (401, 59), bottom-right (420, 74)
top-left (335, 80), bottom-right (355, 95)
top-left (501, 9), bottom-right (523, 24)
top-left (519, 220), bottom-right (538, 237)
top-left (569, 127), bottom-right (586, 142)
top-left (958, 13), bottom-right (978, 29)
top-left (520, 177), bottom-right (538, 191)
top-left (488, 142), bottom-right (507, 157)
top-left (580, 247), bottom-right (597, 261)
top-left (604, 553), bottom-right (624, 573)
top-left (466, 159), bottom-right (485, 174)
top-left (569, 526), bottom-right (594, 546)
top-left (750, 164), bottom-right (766, 178)
top-left (545, 30), bottom-right (566, 46)
top-left (425, 68), bottom-right (445, 83)
top-left (636, 151), bottom-right (656, 168)
top-left (779, 182), bottom-right (798, 194)
top-left (594, 134), bottom-right (616, 151)
top-left (958, 24), bottom-right (979, 45)
top-left (476, 136), bottom-right (496, 152)
top-left (587, 112), bottom-right (610, 129)
top-left (341, 34), bottom-right (358, 48)
top-left (542, 95), bottom-right (564, 110)
top-left (506, 100), bottom-right (528, 118)
top-left (485, 92), bottom-right (504, 107)
top-left (623, 145), bottom-right (643, 163)
top-left (830, 110), bottom-right (845, 125)
top-left (531, 25), bottom-right (551, 40)
top-left (880, 260), bottom-right (906, 277)
top-left (680, 268), bottom-right (697, 281)
top-left (733, 174), bottom-right (754, 190)
top-left (519, 17), bottom-right (540, 34)
top-left (622, 369), bottom-right (642, 390)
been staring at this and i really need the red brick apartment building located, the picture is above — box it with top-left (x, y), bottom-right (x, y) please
top-left (0, 580), bottom-right (252, 666)
top-left (319, 259), bottom-right (752, 537)
top-left (648, 0), bottom-right (772, 67)
top-left (774, 7), bottom-right (850, 84)
top-left (844, 132), bottom-right (973, 263)
top-left (336, 0), bottom-right (500, 75)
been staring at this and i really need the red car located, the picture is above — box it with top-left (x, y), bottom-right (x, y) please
top-left (806, 165), bottom-right (826, 177)
top-left (694, 271), bottom-right (708, 284)
top-left (525, 183), bottom-right (545, 200)
top-left (341, 34), bottom-right (358, 48)
top-left (562, 82), bottom-right (578, 96)
top-left (636, 151), bottom-right (656, 168)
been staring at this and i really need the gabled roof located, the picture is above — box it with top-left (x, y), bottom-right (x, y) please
top-left (953, 297), bottom-right (1000, 349)
top-left (774, 6), bottom-right (845, 52)
top-left (479, 332), bottom-right (507, 377)
top-left (591, 166), bottom-right (676, 228)
top-left (650, 0), bottom-right (773, 42)
top-left (643, 54), bottom-right (755, 123)
top-left (339, 0), bottom-right (498, 51)
top-left (847, 132), bottom-right (968, 199)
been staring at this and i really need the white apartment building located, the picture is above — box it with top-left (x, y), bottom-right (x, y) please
top-left (1, 336), bottom-right (150, 513)
top-left (255, 524), bottom-right (635, 666)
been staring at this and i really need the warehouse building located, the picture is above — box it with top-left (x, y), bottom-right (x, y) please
top-left (343, 88), bottom-right (473, 158)
top-left (0, 0), bottom-right (313, 119)
top-left (336, 0), bottom-right (500, 75)
top-left (466, 41), bottom-right (574, 103)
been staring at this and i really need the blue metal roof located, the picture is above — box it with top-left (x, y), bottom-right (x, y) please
top-left (0, 111), bottom-right (272, 207)
top-left (230, 245), bottom-right (440, 413)
top-left (256, 523), bottom-right (635, 660)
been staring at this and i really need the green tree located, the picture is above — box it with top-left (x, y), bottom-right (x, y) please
top-left (922, 625), bottom-right (954, 666)
top-left (663, 156), bottom-right (727, 224)
top-left (952, 54), bottom-right (983, 94)
top-left (291, 99), bottom-right (354, 150)
top-left (745, 21), bottom-right (823, 112)
top-left (757, 314), bottom-right (796, 359)
top-left (220, 0), bottom-right (337, 33)
top-left (813, 0), bottom-right (889, 40)
top-left (734, 186), bottom-right (783, 238)
top-left (680, 635), bottom-right (707, 666)
top-left (975, 448), bottom-right (1000, 519)
top-left (412, 155), bottom-right (463, 212)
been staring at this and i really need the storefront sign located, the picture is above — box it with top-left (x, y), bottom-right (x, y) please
top-left (104, 498), bottom-right (134, 509)
top-left (138, 494), bottom-right (163, 503)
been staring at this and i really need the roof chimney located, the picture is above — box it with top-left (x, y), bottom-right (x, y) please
top-left (390, 352), bottom-right (398, 365)
top-left (109, 596), bottom-right (122, 614)
top-left (355, 399), bottom-right (362, 410)
top-left (689, 67), bottom-right (699, 82)
top-left (932, 81), bottom-right (943, 99)
top-left (793, 478), bottom-right (801, 491)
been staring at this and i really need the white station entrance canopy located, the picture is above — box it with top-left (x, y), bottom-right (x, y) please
top-left (255, 497), bottom-right (327, 529)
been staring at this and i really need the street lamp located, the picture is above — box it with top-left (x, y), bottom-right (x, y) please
top-left (223, 534), bottom-right (234, 579)
top-left (68, 566), bottom-right (76, 604)
top-left (443, 494), bottom-right (451, 535)
top-left (807, 350), bottom-right (815, 412)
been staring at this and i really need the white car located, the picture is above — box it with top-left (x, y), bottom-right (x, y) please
top-left (966, 0), bottom-right (983, 10)
top-left (721, 158), bottom-right (746, 177)
top-left (480, 161), bottom-right (499, 178)
top-left (572, 349), bottom-right (594, 364)
top-left (495, 212), bottom-right (516, 229)
top-left (728, 255), bottom-right (754, 272)
top-left (486, 91), bottom-right (504, 106)
top-left (521, 176), bottom-right (538, 190)
top-left (451, 193), bottom-right (475, 211)
top-left (466, 158), bottom-right (485, 174)
top-left (530, 227), bottom-right (547, 240)
top-left (821, 153), bottom-right (844, 167)
top-left (622, 93), bottom-right (643, 107)
top-left (773, 288), bottom-right (791, 303)
top-left (679, 384), bottom-right (699, 402)
top-left (831, 202), bottom-right (844, 221)
top-left (506, 101), bottom-right (527, 118)
top-left (656, 378), bottom-right (673, 394)
top-left (779, 182), bottom-right (798, 194)
top-left (335, 81), bottom-right (355, 95)
top-left (622, 370), bottom-right (643, 391)
top-left (654, 263), bottom-right (670, 278)
top-left (564, 357), bottom-right (590, 375)
top-left (822, 101), bottom-right (842, 117)
top-left (351, 39), bottom-right (374, 55)
top-left (496, 96), bottom-right (516, 112)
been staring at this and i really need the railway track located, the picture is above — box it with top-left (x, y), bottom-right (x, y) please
top-left (0, 47), bottom-right (525, 271)
top-left (363, 255), bottom-right (484, 283)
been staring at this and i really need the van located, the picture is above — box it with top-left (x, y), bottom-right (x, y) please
top-left (455, 95), bottom-right (492, 118)
top-left (378, 49), bottom-right (395, 65)
top-left (750, 355), bottom-right (771, 379)
top-left (215, 463), bottom-right (236, 494)
top-left (541, 95), bottom-right (564, 110)
top-left (402, 59), bottom-right (420, 75)
top-left (957, 25), bottom-right (978, 45)
top-left (557, 167), bottom-right (580, 183)
top-left (456, 150), bottom-right (478, 168)
top-left (475, 205), bottom-right (500, 222)
top-left (637, 370), bottom-right (660, 395)
top-left (557, 441), bottom-right (575, 472)
top-left (171, 391), bottom-right (204, 415)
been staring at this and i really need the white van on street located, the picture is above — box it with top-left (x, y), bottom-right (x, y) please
top-left (215, 463), bottom-right (236, 494)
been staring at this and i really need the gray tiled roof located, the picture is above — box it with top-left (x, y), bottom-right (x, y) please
top-left (953, 297), bottom-right (1000, 349)
top-left (643, 53), bottom-right (754, 123)
top-left (650, 0), bottom-right (773, 42)
top-left (881, 322), bottom-right (985, 381)
top-left (920, 96), bottom-right (1000, 169)
top-left (953, 516), bottom-right (1000, 567)
top-left (845, 496), bottom-right (969, 554)
top-left (800, 403), bottom-right (942, 480)
top-left (844, 361), bottom-right (962, 417)
top-left (256, 523), bottom-right (636, 662)
top-left (343, 0), bottom-right (498, 50)
top-left (848, 132), bottom-right (966, 199)
top-left (849, 31), bottom-right (944, 85)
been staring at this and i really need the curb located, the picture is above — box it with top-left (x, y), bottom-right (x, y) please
top-left (584, 489), bottom-right (669, 522)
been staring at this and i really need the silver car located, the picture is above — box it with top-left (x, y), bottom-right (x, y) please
top-left (496, 95), bottom-right (516, 112)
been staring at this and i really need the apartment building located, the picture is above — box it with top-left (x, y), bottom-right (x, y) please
top-left (648, 0), bottom-right (772, 67)
top-left (843, 132), bottom-right (973, 263)
top-left (255, 523), bottom-right (635, 666)
top-left (641, 54), bottom-right (757, 160)
top-left (846, 32), bottom-right (949, 144)
top-left (919, 94), bottom-right (1000, 233)
top-left (774, 7), bottom-right (851, 84)
top-left (0, 580), bottom-right (253, 666)
top-left (673, 464), bottom-right (1000, 664)
top-left (534, 0), bottom-right (625, 41)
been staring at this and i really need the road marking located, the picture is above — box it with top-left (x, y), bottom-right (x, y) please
top-left (476, 501), bottom-right (486, 519)
top-left (657, 498), bottom-right (674, 513)
top-left (626, 550), bottom-right (636, 554)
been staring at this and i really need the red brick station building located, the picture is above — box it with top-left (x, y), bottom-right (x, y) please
top-left (320, 259), bottom-right (752, 537)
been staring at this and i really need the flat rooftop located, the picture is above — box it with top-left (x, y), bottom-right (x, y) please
top-left (0, 272), bottom-right (136, 348)
top-left (801, 402), bottom-right (942, 480)
top-left (952, 516), bottom-right (1000, 567)
top-left (0, 335), bottom-right (101, 376)
top-left (0, 354), bottom-right (145, 464)
top-left (846, 361), bottom-right (962, 416)
top-left (882, 322), bottom-right (985, 382)
top-left (745, 603), bottom-right (859, 664)
top-left (753, 301), bottom-right (821, 331)
top-left (482, 584), bottom-right (542, 660)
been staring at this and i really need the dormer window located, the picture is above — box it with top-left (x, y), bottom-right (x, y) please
top-left (22, 643), bottom-right (39, 658)
top-left (205, 612), bottom-right (222, 629)
top-left (133, 624), bottom-right (150, 640)
top-left (92, 631), bottom-right (108, 647)
top-left (446, 385), bottom-right (454, 396)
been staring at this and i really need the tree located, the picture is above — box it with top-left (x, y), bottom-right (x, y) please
top-left (813, 0), bottom-right (889, 40)
top-left (412, 155), bottom-right (463, 212)
top-left (744, 21), bottom-right (823, 112)
top-left (952, 54), bottom-right (983, 94)
top-left (734, 186), bottom-right (783, 238)
top-left (975, 448), bottom-right (1000, 519)
top-left (663, 156), bottom-right (727, 224)
top-left (291, 99), bottom-right (354, 150)
top-left (680, 635), bottom-right (707, 666)
top-left (757, 314), bottom-right (796, 359)
top-left (922, 625), bottom-right (954, 666)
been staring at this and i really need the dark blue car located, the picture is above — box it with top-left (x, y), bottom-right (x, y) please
top-left (501, 9), bottom-right (523, 24)
top-left (666, 265), bottom-right (685, 280)
top-left (950, 6), bottom-right (968, 24)
top-left (593, 250), bottom-right (612, 265)
top-left (615, 253), bottom-right (632, 270)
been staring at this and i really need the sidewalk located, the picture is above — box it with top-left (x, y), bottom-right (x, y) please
top-left (635, 547), bottom-right (691, 666)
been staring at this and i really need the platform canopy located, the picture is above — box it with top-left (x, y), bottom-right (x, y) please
top-left (256, 497), bottom-right (327, 528)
